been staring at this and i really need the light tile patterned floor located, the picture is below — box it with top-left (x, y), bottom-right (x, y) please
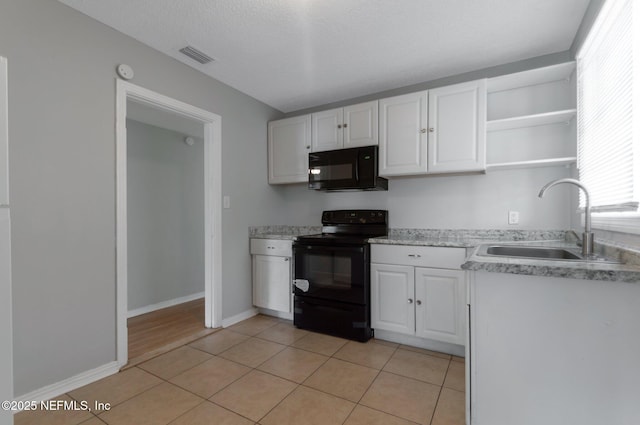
top-left (15, 315), bottom-right (466, 425)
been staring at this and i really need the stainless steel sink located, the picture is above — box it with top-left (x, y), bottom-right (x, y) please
top-left (477, 245), bottom-right (621, 263)
top-left (485, 246), bottom-right (581, 260)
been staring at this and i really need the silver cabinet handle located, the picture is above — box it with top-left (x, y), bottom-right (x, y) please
top-left (338, 124), bottom-right (342, 129)
top-left (420, 128), bottom-right (426, 133)
top-left (416, 300), bottom-right (422, 305)
top-left (408, 254), bottom-right (422, 258)
top-left (408, 298), bottom-right (413, 304)
top-left (284, 258), bottom-right (289, 262)
top-left (343, 123), bottom-right (347, 128)
top-left (429, 127), bottom-right (435, 132)
top-left (306, 145), bottom-right (311, 149)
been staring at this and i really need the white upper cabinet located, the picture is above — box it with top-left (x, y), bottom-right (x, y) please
top-left (379, 91), bottom-right (428, 176)
top-left (343, 101), bottom-right (378, 148)
top-left (311, 108), bottom-right (343, 152)
top-left (268, 115), bottom-right (311, 184)
top-left (427, 80), bottom-right (487, 173)
top-left (311, 101), bottom-right (378, 152)
top-left (379, 80), bottom-right (487, 177)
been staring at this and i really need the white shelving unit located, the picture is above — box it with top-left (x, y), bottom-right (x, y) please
top-left (485, 62), bottom-right (577, 171)
top-left (486, 109), bottom-right (576, 132)
top-left (486, 157), bottom-right (577, 171)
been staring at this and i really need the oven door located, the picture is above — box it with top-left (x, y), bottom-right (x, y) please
top-left (293, 242), bottom-right (369, 305)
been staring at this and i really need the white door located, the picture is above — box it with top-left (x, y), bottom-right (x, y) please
top-left (414, 267), bottom-right (466, 344)
top-left (343, 101), bottom-right (378, 149)
top-left (378, 91), bottom-right (428, 176)
top-left (427, 80), bottom-right (486, 173)
top-left (371, 264), bottom-right (415, 335)
top-left (0, 56), bottom-right (13, 425)
top-left (253, 255), bottom-right (291, 313)
top-left (268, 115), bottom-right (311, 184)
top-left (311, 108), bottom-right (343, 152)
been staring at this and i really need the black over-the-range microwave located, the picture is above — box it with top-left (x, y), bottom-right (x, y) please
top-left (308, 145), bottom-right (388, 191)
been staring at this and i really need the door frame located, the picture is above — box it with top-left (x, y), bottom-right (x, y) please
top-left (115, 80), bottom-right (222, 367)
top-left (1, 55), bottom-right (14, 424)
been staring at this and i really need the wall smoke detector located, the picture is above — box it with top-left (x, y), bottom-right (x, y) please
top-left (179, 46), bottom-right (215, 64)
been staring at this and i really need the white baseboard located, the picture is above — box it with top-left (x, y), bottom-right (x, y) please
top-left (14, 361), bottom-right (120, 410)
top-left (128, 292), bottom-right (205, 318)
top-left (257, 307), bottom-right (293, 321)
top-left (222, 308), bottom-right (258, 327)
top-left (374, 329), bottom-right (465, 357)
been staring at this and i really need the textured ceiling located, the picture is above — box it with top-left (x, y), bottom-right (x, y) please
top-left (58, 0), bottom-right (590, 113)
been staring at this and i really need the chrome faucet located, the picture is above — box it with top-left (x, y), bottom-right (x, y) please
top-left (538, 178), bottom-right (594, 257)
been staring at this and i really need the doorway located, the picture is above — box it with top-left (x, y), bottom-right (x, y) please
top-left (116, 80), bottom-right (222, 367)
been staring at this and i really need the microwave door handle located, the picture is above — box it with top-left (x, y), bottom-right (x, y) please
top-left (354, 157), bottom-right (359, 182)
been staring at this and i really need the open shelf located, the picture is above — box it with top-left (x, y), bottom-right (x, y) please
top-left (487, 62), bottom-right (576, 93)
top-left (487, 109), bottom-right (576, 132)
top-left (486, 157), bottom-right (577, 171)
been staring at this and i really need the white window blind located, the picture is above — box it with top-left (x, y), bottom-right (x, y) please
top-left (577, 0), bottom-right (638, 213)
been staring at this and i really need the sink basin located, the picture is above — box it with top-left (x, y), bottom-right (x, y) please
top-left (477, 245), bottom-right (621, 264)
top-left (485, 246), bottom-right (581, 260)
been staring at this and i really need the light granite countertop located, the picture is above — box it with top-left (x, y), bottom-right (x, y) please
top-left (248, 226), bottom-right (640, 282)
top-left (462, 240), bottom-right (640, 283)
top-left (249, 226), bottom-right (321, 241)
top-left (368, 229), bottom-right (569, 248)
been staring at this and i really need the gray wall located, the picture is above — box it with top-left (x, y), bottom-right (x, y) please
top-left (127, 119), bottom-right (204, 312)
top-left (1, 0), bottom-right (283, 396)
top-left (570, 0), bottom-right (606, 57)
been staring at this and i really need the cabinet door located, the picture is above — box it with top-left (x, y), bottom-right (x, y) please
top-left (343, 101), bottom-right (378, 149)
top-left (414, 267), bottom-right (466, 344)
top-left (379, 91), bottom-right (428, 176)
top-left (311, 108), bottom-right (343, 152)
top-left (371, 263), bottom-right (415, 335)
top-left (268, 115), bottom-right (311, 184)
top-left (253, 255), bottom-right (291, 313)
top-left (427, 80), bottom-right (486, 173)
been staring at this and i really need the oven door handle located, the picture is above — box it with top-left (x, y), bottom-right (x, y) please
top-left (294, 244), bottom-right (364, 254)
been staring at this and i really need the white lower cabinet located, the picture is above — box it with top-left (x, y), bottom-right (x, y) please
top-left (371, 264), bottom-right (415, 335)
top-left (250, 239), bottom-right (292, 315)
top-left (371, 245), bottom-right (467, 346)
top-left (414, 267), bottom-right (466, 343)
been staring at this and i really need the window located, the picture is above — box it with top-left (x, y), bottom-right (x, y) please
top-left (577, 0), bottom-right (639, 233)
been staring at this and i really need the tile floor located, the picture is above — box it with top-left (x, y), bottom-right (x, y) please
top-left (15, 315), bottom-right (466, 425)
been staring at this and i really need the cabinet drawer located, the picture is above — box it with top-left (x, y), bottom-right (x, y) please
top-left (250, 239), bottom-right (292, 256)
top-left (371, 244), bottom-right (466, 269)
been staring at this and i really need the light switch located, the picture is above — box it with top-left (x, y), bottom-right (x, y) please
top-left (223, 195), bottom-right (231, 209)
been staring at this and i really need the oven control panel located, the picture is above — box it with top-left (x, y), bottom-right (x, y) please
top-left (321, 210), bottom-right (388, 225)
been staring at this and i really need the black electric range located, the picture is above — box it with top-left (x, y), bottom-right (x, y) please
top-left (292, 210), bottom-right (388, 342)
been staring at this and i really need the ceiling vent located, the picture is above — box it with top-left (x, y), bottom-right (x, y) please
top-left (179, 46), bottom-right (215, 64)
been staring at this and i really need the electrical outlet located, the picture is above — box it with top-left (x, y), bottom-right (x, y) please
top-left (508, 210), bottom-right (519, 225)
